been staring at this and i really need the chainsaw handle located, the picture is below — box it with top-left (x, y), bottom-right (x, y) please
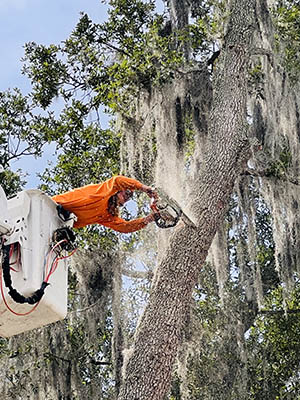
top-left (150, 197), bottom-right (159, 212)
top-left (150, 198), bottom-right (166, 227)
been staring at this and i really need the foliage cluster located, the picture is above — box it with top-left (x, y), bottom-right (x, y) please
top-left (247, 283), bottom-right (300, 399)
top-left (186, 266), bottom-right (300, 399)
top-left (273, 1), bottom-right (300, 83)
top-left (22, 7), bottom-right (183, 115)
top-left (248, 62), bottom-right (265, 99)
top-left (265, 145), bottom-right (292, 179)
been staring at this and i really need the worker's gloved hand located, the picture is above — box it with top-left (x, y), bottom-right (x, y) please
top-left (141, 185), bottom-right (158, 200)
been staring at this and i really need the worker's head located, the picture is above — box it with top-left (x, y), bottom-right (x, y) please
top-left (108, 190), bottom-right (133, 216)
top-left (117, 189), bottom-right (133, 205)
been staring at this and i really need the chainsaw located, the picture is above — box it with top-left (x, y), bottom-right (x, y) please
top-left (150, 189), bottom-right (196, 229)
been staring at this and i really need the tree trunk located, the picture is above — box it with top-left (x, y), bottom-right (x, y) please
top-left (118, 0), bottom-right (256, 399)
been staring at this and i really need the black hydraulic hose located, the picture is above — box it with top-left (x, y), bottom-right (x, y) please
top-left (1, 244), bottom-right (49, 305)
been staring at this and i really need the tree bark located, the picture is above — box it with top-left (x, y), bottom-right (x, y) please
top-left (118, 1), bottom-right (256, 399)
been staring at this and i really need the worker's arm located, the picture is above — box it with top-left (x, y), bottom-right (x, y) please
top-left (100, 214), bottom-right (155, 233)
top-left (101, 176), bottom-right (157, 198)
top-left (98, 176), bottom-right (144, 193)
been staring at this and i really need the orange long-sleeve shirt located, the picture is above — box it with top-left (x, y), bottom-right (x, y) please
top-left (52, 176), bottom-right (148, 233)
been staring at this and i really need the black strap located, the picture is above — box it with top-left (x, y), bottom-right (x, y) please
top-left (1, 245), bottom-right (49, 305)
top-left (56, 204), bottom-right (71, 221)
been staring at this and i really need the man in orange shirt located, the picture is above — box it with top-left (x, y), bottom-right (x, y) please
top-left (52, 175), bottom-right (158, 233)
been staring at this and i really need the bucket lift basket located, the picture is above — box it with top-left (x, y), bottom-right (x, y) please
top-left (0, 187), bottom-right (75, 337)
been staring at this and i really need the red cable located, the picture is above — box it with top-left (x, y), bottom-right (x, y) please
top-left (44, 239), bottom-right (68, 282)
top-left (45, 247), bottom-right (77, 283)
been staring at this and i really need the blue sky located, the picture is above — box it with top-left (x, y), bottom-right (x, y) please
top-left (0, 0), bottom-right (108, 188)
top-left (1, 0), bottom-right (108, 92)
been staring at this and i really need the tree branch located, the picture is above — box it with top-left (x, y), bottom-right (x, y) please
top-left (44, 352), bottom-right (71, 364)
top-left (241, 168), bottom-right (300, 186)
top-left (90, 358), bottom-right (111, 366)
top-left (121, 267), bottom-right (152, 280)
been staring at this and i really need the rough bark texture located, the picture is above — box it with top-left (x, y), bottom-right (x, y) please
top-left (118, 1), bottom-right (256, 399)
